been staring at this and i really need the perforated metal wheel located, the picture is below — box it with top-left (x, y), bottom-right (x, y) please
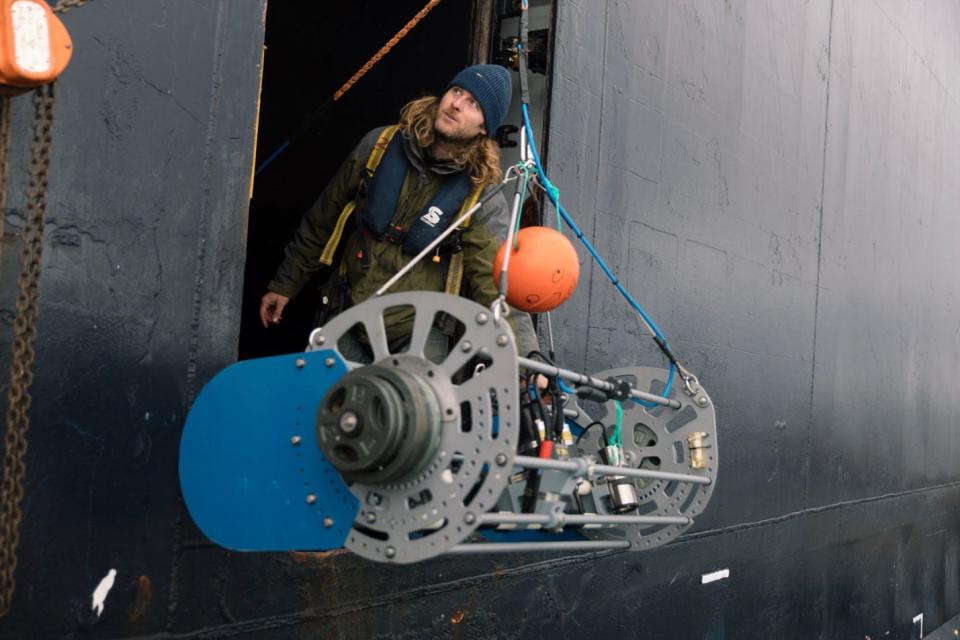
top-left (572, 366), bottom-right (719, 549)
top-left (306, 292), bottom-right (520, 563)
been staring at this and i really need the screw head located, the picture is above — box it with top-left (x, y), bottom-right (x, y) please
top-left (306, 494), bottom-right (317, 505)
top-left (495, 453), bottom-right (508, 466)
top-left (339, 411), bottom-right (359, 434)
top-left (476, 312), bottom-right (489, 325)
top-left (323, 517), bottom-right (334, 528)
top-left (365, 512), bottom-right (377, 524)
top-left (464, 512), bottom-right (476, 525)
top-left (291, 435), bottom-right (302, 446)
top-left (696, 396), bottom-right (709, 407)
top-left (313, 334), bottom-right (326, 346)
top-left (324, 357), bottom-right (335, 367)
top-left (496, 334), bottom-right (509, 347)
top-left (385, 546), bottom-right (396, 559)
top-left (295, 358), bottom-right (306, 369)
top-left (460, 341), bottom-right (473, 353)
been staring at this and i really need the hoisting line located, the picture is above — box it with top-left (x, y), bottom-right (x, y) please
top-left (256, 0), bottom-right (444, 176)
top-left (515, 3), bottom-right (700, 402)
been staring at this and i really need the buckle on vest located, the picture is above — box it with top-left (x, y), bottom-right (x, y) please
top-left (384, 224), bottom-right (406, 245)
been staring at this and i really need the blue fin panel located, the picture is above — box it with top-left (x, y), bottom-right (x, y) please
top-left (179, 350), bottom-right (359, 551)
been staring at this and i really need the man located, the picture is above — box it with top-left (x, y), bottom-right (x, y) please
top-left (259, 64), bottom-right (538, 359)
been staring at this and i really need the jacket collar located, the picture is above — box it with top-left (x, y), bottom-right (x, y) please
top-left (401, 129), bottom-right (465, 176)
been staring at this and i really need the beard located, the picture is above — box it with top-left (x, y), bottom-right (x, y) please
top-left (435, 128), bottom-right (477, 146)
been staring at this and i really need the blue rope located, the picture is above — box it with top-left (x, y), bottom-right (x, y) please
top-left (521, 103), bottom-right (676, 403)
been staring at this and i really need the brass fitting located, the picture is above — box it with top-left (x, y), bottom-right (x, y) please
top-left (687, 432), bottom-right (709, 470)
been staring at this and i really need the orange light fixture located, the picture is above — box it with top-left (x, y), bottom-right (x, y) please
top-left (0, 0), bottom-right (72, 94)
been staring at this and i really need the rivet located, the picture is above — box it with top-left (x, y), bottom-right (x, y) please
top-left (385, 546), bottom-right (396, 559)
top-left (496, 334), bottom-right (509, 347)
top-left (295, 358), bottom-right (306, 369)
top-left (464, 512), bottom-right (476, 525)
top-left (495, 453), bottom-right (508, 466)
top-left (696, 396), bottom-right (709, 407)
top-left (460, 341), bottom-right (473, 353)
top-left (291, 435), bottom-right (302, 446)
top-left (306, 494), bottom-right (317, 505)
top-left (323, 517), bottom-right (334, 528)
top-left (476, 312), bottom-right (488, 325)
top-left (366, 512), bottom-right (377, 524)
top-left (313, 334), bottom-right (326, 346)
top-left (340, 412), bottom-right (359, 434)
top-left (324, 357), bottom-right (335, 367)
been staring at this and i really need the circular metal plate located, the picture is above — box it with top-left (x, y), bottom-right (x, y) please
top-left (572, 366), bottom-right (719, 549)
top-left (306, 292), bottom-right (520, 563)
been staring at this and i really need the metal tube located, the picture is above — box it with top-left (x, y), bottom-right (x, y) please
top-left (513, 454), bottom-right (711, 485)
top-left (517, 357), bottom-right (682, 409)
top-left (480, 513), bottom-right (691, 527)
top-left (448, 540), bottom-right (630, 554)
top-left (562, 407), bottom-right (580, 419)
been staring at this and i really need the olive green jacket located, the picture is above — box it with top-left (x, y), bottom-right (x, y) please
top-left (268, 126), bottom-right (538, 354)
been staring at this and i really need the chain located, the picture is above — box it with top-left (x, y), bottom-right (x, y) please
top-left (0, 96), bottom-right (11, 243)
top-left (0, 82), bottom-right (55, 618)
top-left (52, 0), bottom-right (91, 14)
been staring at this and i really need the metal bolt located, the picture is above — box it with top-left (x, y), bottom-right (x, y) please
top-left (306, 494), bottom-right (317, 505)
top-left (323, 517), bottom-right (334, 528)
top-left (385, 546), bottom-right (396, 559)
top-left (495, 453), bottom-right (508, 467)
top-left (464, 512), bottom-right (476, 525)
top-left (695, 396), bottom-right (709, 408)
top-left (313, 334), bottom-right (326, 346)
top-left (460, 340), bottom-right (473, 353)
top-left (476, 312), bottom-right (489, 325)
top-left (496, 334), bottom-right (509, 347)
top-left (324, 357), bottom-right (335, 367)
top-left (340, 411), bottom-right (359, 434)
top-left (295, 358), bottom-right (306, 369)
top-left (365, 512), bottom-right (377, 524)
top-left (291, 435), bottom-right (302, 446)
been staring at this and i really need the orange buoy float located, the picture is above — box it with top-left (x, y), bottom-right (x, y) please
top-left (492, 226), bottom-right (580, 313)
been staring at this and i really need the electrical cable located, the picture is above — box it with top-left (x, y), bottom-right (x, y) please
top-left (574, 420), bottom-right (608, 446)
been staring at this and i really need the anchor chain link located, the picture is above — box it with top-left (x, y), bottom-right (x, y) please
top-left (0, 82), bottom-right (56, 618)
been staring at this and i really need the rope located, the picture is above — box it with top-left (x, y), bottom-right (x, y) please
top-left (333, 0), bottom-right (443, 101)
top-left (257, 0), bottom-right (443, 175)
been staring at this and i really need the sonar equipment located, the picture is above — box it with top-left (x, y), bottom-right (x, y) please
top-left (178, 3), bottom-right (718, 563)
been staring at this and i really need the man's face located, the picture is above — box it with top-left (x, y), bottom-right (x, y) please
top-left (434, 86), bottom-right (486, 142)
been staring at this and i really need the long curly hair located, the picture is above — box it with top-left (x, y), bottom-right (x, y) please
top-left (398, 95), bottom-right (503, 187)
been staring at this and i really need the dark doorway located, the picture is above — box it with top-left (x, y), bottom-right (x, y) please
top-left (238, 1), bottom-right (476, 359)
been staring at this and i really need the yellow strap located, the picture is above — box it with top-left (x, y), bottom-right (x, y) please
top-left (445, 252), bottom-right (465, 295)
top-left (366, 125), bottom-right (398, 173)
top-left (319, 202), bottom-right (355, 266)
top-left (443, 183), bottom-right (483, 294)
top-left (318, 126), bottom-right (400, 265)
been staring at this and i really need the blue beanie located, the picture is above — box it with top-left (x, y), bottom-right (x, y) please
top-left (445, 64), bottom-right (512, 136)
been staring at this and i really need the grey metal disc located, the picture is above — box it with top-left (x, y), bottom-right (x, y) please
top-left (572, 366), bottom-right (719, 549)
top-left (306, 292), bottom-right (520, 563)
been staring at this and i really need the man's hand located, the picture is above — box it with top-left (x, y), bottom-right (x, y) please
top-left (260, 292), bottom-right (290, 328)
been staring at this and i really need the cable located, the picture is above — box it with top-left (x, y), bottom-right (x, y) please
top-left (575, 421), bottom-right (608, 446)
top-left (516, 3), bottom-right (679, 403)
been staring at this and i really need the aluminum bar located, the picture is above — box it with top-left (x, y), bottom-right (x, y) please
top-left (514, 455), bottom-right (711, 485)
top-left (448, 540), bottom-right (630, 554)
top-left (517, 357), bottom-right (682, 409)
top-left (480, 513), bottom-right (691, 527)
